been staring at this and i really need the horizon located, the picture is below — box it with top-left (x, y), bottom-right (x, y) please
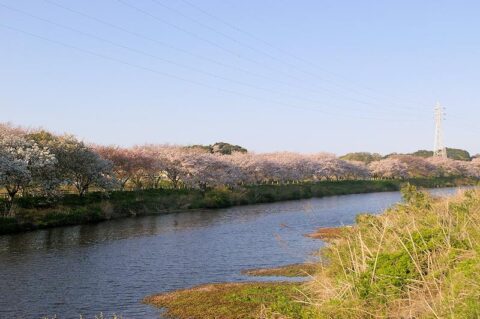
top-left (2, 0), bottom-right (479, 154)
top-left (3, 120), bottom-right (478, 157)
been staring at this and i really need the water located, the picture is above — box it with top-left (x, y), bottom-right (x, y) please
top-left (0, 187), bottom-right (468, 319)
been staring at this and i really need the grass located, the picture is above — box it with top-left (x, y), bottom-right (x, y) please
top-left (305, 226), bottom-right (351, 241)
top-left (1, 177), bottom-right (476, 235)
top-left (305, 185), bottom-right (480, 318)
top-left (242, 263), bottom-right (319, 277)
top-left (144, 282), bottom-right (316, 319)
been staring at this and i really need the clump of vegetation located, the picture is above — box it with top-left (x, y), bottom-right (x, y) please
top-left (306, 185), bottom-right (480, 318)
top-left (340, 152), bottom-right (383, 164)
top-left (187, 141), bottom-right (248, 154)
top-left (305, 226), bottom-right (351, 241)
top-left (411, 148), bottom-right (472, 161)
top-left (242, 263), bottom-right (318, 277)
top-left (144, 282), bottom-right (316, 319)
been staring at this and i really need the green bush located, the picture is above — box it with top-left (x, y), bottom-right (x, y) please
top-left (201, 187), bottom-right (233, 208)
top-left (358, 250), bottom-right (417, 300)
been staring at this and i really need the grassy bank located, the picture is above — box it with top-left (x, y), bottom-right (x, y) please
top-left (305, 185), bottom-right (480, 318)
top-left (0, 177), bottom-right (476, 235)
top-left (144, 282), bottom-right (316, 319)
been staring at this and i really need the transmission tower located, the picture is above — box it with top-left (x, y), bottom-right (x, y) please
top-left (434, 102), bottom-right (447, 158)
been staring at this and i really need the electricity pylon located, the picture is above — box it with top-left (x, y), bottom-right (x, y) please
top-left (434, 102), bottom-right (447, 158)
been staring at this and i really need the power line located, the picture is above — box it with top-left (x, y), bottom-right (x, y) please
top-left (1, 22), bottom-right (417, 122)
top-left (116, 0), bottom-right (427, 116)
top-left (41, 0), bottom-right (305, 89)
top-left (41, 0), bottom-right (418, 117)
top-left (178, 0), bottom-right (432, 111)
top-left (35, 1), bottom-right (425, 118)
top-left (1, 2), bottom-right (416, 119)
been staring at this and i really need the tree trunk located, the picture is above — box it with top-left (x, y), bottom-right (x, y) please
top-left (3, 185), bottom-right (19, 216)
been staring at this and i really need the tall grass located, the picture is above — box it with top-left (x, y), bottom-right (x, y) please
top-left (306, 185), bottom-right (480, 318)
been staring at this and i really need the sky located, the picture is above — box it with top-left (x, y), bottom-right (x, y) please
top-left (1, 0), bottom-right (479, 155)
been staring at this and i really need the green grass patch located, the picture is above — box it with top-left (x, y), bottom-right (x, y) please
top-left (144, 282), bottom-right (316, 319)
top-left (242, 263), bottom-right (318, 277)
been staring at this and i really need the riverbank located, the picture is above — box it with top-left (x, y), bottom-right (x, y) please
top-left (145, 186), bottom-right (480, 318)
top-left (0, 177), bottom-right (476, 235)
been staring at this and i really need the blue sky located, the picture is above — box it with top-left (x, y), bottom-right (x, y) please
top-left (1, 0), bottom-right (479, 155)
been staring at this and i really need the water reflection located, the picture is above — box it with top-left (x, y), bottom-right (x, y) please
top-left (0, 187), bottom-right (470, 319)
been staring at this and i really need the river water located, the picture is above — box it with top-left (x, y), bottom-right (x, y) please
top-left (0, 187), bottom-right (468, 318)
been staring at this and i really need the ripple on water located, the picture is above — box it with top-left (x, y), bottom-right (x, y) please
top-left (0, 187), bottom-right (469, 319)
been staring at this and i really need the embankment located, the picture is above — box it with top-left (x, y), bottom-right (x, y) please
top-left (0, 177), bottom-right (476, 235)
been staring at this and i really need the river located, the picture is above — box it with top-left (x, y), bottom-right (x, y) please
top-left (0, 187), bottom-right (468, 318)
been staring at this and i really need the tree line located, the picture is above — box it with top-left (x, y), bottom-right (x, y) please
top-left (1, 123), bottom-right (479, 215)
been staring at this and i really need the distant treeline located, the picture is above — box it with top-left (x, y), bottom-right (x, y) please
top-left (1, 123), bottom-right (479, 216)
top-left (340, 148), bottom-right (475, 163)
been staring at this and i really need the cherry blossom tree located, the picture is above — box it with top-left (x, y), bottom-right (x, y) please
top-left (180, 152), bottom-right (242, 191)
top-left (227, 152), bottom-right (266, 185)
top-left (393, 155), bottom-right (437, 178)
top-left (369, 158), bottom-right (409, 179)
top-left (343, 160), bottom-right (371, 179)
top-left (0, 132), bottom-right (56, 214)
top-left (457, 160), bottom-right (480, 178)
top-left (154, 146), bottom-right (190, 189)
top-left (96, 145), bottom-right (146, 190)
top-left (53, 136), bottom-right (114, 196)
top-left (136, 145), bottom-right (173, 189)
top-left (426, 157), bottom-right (463, 177)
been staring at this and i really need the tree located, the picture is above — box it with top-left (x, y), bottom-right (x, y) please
top-left (186, 142), bottom-right (247, 155)
top-left (180, 152), bottom-right (242, 191)
top-left (154, 146), bottom-right (190, 189)
top-left (340, 152), bottom-right (382, 164)
top-left (426, 157), bottom-right (463, 177)
top-left (316, 157), bottom-right (369, 180)
top-left (211, 142), bottom-right (247, 155)
top-left (411, 148), bottom-right (472, 161)
top-left (446, 148), bottom-right (471, 161)
top-left (392, 155), bottom-right (437, 178)
top-left (53, 136), bottom-right (114, 196)
top-left (411, 150), bottom-right (434, 158)
top-left (458, 160), bottom-right (480, 178)
top-left (0, 133), bottom-right (56, 215)
top-left (368, 158), bottom-right (409, 179)
top-left (95, 145), bottom-right (142, 190)
top-left (227, 152), bottom-right (267, 184)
